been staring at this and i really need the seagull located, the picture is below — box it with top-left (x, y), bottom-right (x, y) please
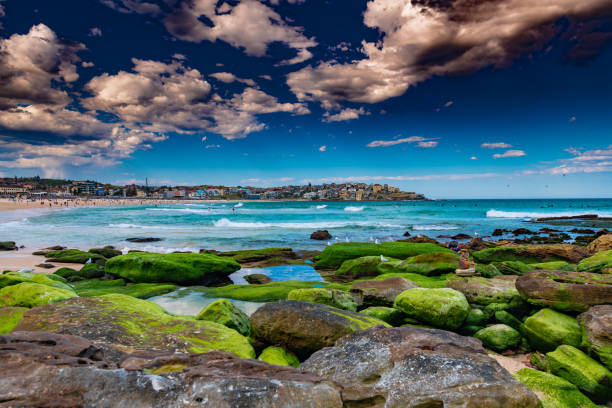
top-left (86, 258), bottom-right (92, 264)
top-left (335, 237), bottom-right (340, 242)
top-left (369, 236), bottom-right (374, 242)
top-left (327, 241), bottom-right (332, 246)
top-left (380, 255), bottom-right (389, 262)
top-left (345, 237), bottom-right (350, 243)
top-left (18, 268), bottom-right (34, 273)
top-left (375, 239), bottom-right (380, 245)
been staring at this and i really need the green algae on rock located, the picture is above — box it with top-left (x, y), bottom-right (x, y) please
top-left (359, 272), bottom-right (454, 289)
top-left (578, 305), bottom-right (612, 370)
top-left (258, 345), bottom-right (300, 368)
top-left (335, 255), bottom-right (390, 278)
top-left (105, 252), bottom-right (241, 285)
top-left (44, 249), bottom-right (107, 265)
top-left (88, 247), bottom-right (122, 259)
top-left (393, 288), bottom-right (469, 330)
top-left (523, 308), bottom-right (581, 352)
top-left (474, 324), bottom-right (521, 351)
top-left (531, 261), bottom-right (576, 271)
top-left (287, 287), bottom-right (357, 311)
top-left (13, 294), bottom-right (255, 361)
top-left (0, 241), bottom-right (17, 251)
top-left (577, 249), bottom-right (612, 274)
top-left (314, 242), bottom-right (451, 270)
top-left (472, 244), bottom-right (588, 265)
top-left (376, 251), bottom-right (459, 276)
top-left (492, 261), bottom-right (535, 275)
top-left (359, 306), bottom-right (406, 326)
top-left (446, 276), bottom-right (524, 307)
top-left (196, 299), bottom-right (251, 336)
top-left (547, 345), bottom-right (612, 402)
top-left (198, 280), bottom-right (348, 302)
top-left (494, 310), bottom-right (524, 333)
top-left (465, 307), bottom-right (488, 326)
top-left (0, 271), bottom-right (73, 291)
top-left (216, 247), bottom-right (301, 267)
top-left (72, 278), bottom-right (177, 299)
top-left (514, 368), bottom-right (599, 408)
top-left (0, 306), bottom-right (27, 334)
top-left (475, 263), bottom-right (502, 278)
top-left (0, 282), bottom-right (77, 308)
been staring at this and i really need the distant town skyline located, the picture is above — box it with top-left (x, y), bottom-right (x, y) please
top-left (0, 0), bottom-right (611, 198)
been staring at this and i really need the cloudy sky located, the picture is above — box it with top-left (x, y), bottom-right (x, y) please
top-left (0, 0), bottom-right (611, 198)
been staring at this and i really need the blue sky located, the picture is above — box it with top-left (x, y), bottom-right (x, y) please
top-left (0, 0), bottom-right (611, 198)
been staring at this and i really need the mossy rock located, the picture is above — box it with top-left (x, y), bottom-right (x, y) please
top-left (376, 251), bottom-right (459, 276)
top-left (287, 288), bottom-right (357, 311)
top-left (88, 247), bottom-right (122, 259)
top-left (218, 248), bottom-right (300, 267)
top-left (0, 271), bottom-right (73, 291)
top-left (531, 261), bottom-right (576, 271)
top-left (465, 307), bottom-right (488, 326)
top-left (577, 249), bottom-right (612, 274)
top-left (514, 368), bottom-right (600, 408)
top-left (474, 324), bottom-right (521, 352)
top-left (547, 345), bottom-right (612, 402)
top-left (13, 294), bottom-right (255, 361)
top-left (0, 306), bottom-right (27, 334)
top-left (0, 282), bottom-right (77, 308)
top-left (360, 272), bottom-right (454, 289)
top-left (0, 241), bottom-right (17, 251)
top-left (475, 264), bottom-right (502, 278)
top-left (72, 278), bottom-right (177, 299)
top-left (335, 255), bottom-right (390, 278)
top-left (196, 299), bottom-right (251, 336)
top-left (523, 308), bottom-right (581, 352)
top-left (198, 280), bottom-right (348, 302)
top-left (473, 245), bottom-right (587, 265)
top-left (446, 275), bottom-right (525, 307)
top-left (579, 305), bottom-right (612, 370)
top-left (457, 324), bottom-right (485, 336)
top-left (55, 263), bottom-right (106, 282)
top-left (45, 249), bottom-right (107, 265)
top-left (393, 288), bottom-right (469, 330)
top-left (105, 252), bottom-right (241, 285)
top-left (314, 242), bottom-right (451, 270)
top-left (258, 346), bottom-right (300, 368)
top-left (359, 306), bottom-right (405, 326)
top-left (494, 310), bottom-right (523, 333)
top-left (492, 261), bottom-right (535, 275)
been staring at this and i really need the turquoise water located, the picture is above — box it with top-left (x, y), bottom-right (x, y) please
top-left (1, 199), bottom-right (612, 252)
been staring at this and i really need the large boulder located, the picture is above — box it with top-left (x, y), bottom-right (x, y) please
top-left (196, 299), bottom-right (251, 336)
top-left (377, 251), bottom-right (459, 276)
top-left (515, 368), bottom-right (600, 408)
top-left (335, 255), bottom-right (388, 278)
top-left (44, 249), bottom-right (107, 265)
top-left (301, 326), bottom-right (540, 408)
top-left (474, 324), bottom-right (521, 351)
top-left (516, 270), bottom-right (612, 312)
top-left (217, 247), bottom-right (298, 267)
top-left (72, 278), bottom-right (177, 299)
top-left (13, 294), bottom-right (254, 361)
top-left (578, 305), bottom-right (612, 369)
top-left (310, 230), bottom-right (332, 240)
top-left (393, 288), bottom-right (469, 330)
top-left (473, 244), bottom-right (588, 264)
top-left (586, 234), bottom-right (612, 255)
top-left (250, 300), bottom-right (389, 359)
top-left (0, 241), bottom-right (17, 251)
top-left (0, 282), bottom-right (77, 308)
top-left (523, 308), bottom-right (581, 352)
top-left (446, 275), bottom-right (524, 307)
top-left (350, 276), bottom-right (419, 307)
top-left (547, 345), bottom-right (612, 403)
top-left (314, 242), bottom-right (451, 269)
top-left (105, 252), bottom-right (241, 285)
top-left (287, 288), bottom-right (357, 311)
top-left (577, 249), bottom-right (612, 274)
top-left (0, 332), bottom-right (342, 407)
top-left (0, 271), bottom-right (73, 291)
top-left (88, 246), bottom-right (122, 259)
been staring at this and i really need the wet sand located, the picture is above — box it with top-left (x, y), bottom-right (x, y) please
top-left (0, 251), bottom-right (76, 273)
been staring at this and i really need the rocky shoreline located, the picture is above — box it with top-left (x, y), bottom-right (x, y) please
top-left (1, 233), bottom-right (612, 407)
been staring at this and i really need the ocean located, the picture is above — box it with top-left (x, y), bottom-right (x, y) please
top-left (1, 199), bottom-right (611, 253)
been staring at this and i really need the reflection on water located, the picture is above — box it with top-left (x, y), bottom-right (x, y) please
top-left (229, 264), bottom-right (323, 284)
top-left (150, 287), bottom-right (265, 316)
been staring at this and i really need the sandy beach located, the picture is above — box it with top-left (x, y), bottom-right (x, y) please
top-left (0, 251), bottom-right (77, 273)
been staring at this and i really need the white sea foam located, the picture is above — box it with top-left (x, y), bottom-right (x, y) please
top-left (486, 209), bottom-right (612, 219)
top-left (412, 224), bottom-right (459, 231)
top-left (344, 206), bottom-right (365, 212)
top-left (234, 203), bottom-right (244, 208)
top-left (212, 218), bottom-right (400, 229)
top-left (316, 205), bottom-right (328, 209)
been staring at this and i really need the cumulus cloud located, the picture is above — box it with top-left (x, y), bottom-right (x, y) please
top-left (100, 0), bottom-right (316, 65)
top-left (89, 27), bottom-right (103, 37)
top-left (547, 145), bottom-right (612, 175)
top-left (367, 136), bottom-right (426, 148)
top-left (319, 145), bottom-right (326, 152)
top-left (493, 149), bottom-right (527, 158)
top-left (210, 72), bottom-right (256, 86)
top-left (482, 142), bottom-right (513, 149)
top-left (323, 107), bottom-right (367, 123)
top-left (288, 0), bottom-right (612, 107)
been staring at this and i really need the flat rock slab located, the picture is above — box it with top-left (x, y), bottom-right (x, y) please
top-left (516, 270), bottom-right (612, 312)
top-left (0, 332), bottom-right (342, 408)
top-left (301, 325), bottom-right (540, 408)
top-left (446, 275), bottom-right (523, 306)
top-left (350, 277), bottom-right (419, 307)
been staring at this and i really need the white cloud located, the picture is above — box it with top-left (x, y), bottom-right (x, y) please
top-left (319, 145), bottom-right (327, 152)
top-left (569, 116), bottom-right (577, 122)
top-left (101, 0), bottom-right (317, 65)
top-left (82, 61), bottom-right (95, 68)
top-left (90, 27), bottom-right (102, 37)
top-left (210, 72), bottom-right (256, 86)
top-left (564, 147), bottom-right (582, 156)
top-left (287, 0), bottom-right (612, 107)
top-left (303, 173), bottom-right (502, 184)
top-left (493, 149), bottom-right (527, 158)
top-left (323, 107), bottom-right (367, 122)
top-left (470, 156), bottom-right (478, 160)
top-left (481, 142), bottom-right (513, 149)
top-left (367, 136), bottom-right (425, 148)
top-left (546, 145), bottom-right (612, 175)
top-left (418, 141), bottom-right (438, 148)
top-left (205, 144), bottom-right (220, 149)
top-left (443, 101), bottom-right (454, 107)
